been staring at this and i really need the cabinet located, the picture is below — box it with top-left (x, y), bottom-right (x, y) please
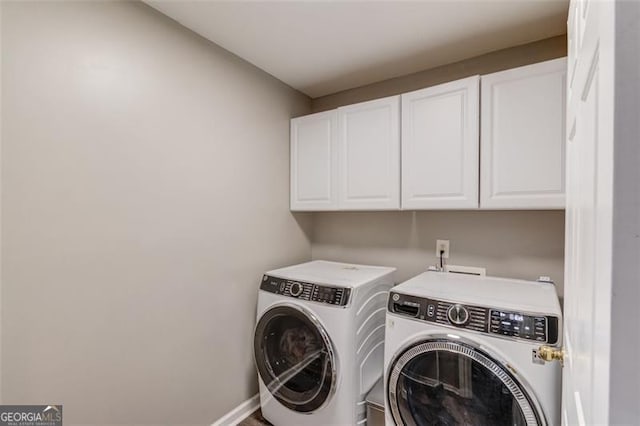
top-left (290, 58), bottom-right (567, 211)
top-left (401, 76), bottom-right (480, 209)
top-left (480, 58), bottom-right (567, 209)
top-left (337, 96), bottom-right (400, 210)
top-left (290, 110), bottom-right (338, 211)
top-left (290, 97), bottom-right (400, 211)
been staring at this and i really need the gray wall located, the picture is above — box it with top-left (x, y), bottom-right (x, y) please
top-left (310, 36), bottom-right (568, 296)
top-left (610, 0), bottom-right (640, 422)
top-left (312, 211), bottom-right (565, 294)
top-left (312, 35), bottom-right (567, 112)
top-left (1, 1), bottom-right (311, 424)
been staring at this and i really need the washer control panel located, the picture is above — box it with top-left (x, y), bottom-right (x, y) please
top-left (260, 275), bottom-right (350, 307)
top-left (388, 291), bottom-right (559, 344)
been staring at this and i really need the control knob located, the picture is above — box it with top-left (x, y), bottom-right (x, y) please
top-left (447, 304), bottom-right (470, 326)
top-left (290, 282), bottom-right (303, 297)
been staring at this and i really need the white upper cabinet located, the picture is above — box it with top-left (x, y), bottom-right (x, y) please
top-left (401, 76), bottom-right (480, 209)
top-left (290, 58), bottom-right (566, 212)
top-left (480, 58), bottom-right (567, 209)
top-left (290, 110), bottom-right (338, 211)
top-left (337, 96), bottom-right (400, 210)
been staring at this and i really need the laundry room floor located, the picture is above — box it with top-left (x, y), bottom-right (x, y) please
top-left (238, 409), bottom-right (271, 426)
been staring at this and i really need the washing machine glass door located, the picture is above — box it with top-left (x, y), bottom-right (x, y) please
top-left (254, 304), bottom-right (336, 413)
top-left (388, 339), bottom-right (542, 426)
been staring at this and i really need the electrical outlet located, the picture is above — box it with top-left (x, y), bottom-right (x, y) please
top-left (436, 240), bottom-right (450, 259)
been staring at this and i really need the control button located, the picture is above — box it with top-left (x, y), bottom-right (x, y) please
top-left (427, 305), bottom-right (435, 317)
top-left (290, 282), bottom-right (303, 297)
top-left (447, 304), bottom-right (470, 326)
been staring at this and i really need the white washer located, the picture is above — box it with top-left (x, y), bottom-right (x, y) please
top-left (254, 260), bottom-right (395, 426)
top-left (384, 271), bottom-right (562, 426)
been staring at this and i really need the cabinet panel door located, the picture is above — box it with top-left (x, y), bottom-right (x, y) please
top-left (290, 110), bottom-right (338, 211)
top-left (481, 58), bottom-right (567, 209)
top-left (338, 96), bottom-right (400, 210)
top-left (402, 76), bottom-right (480, 209)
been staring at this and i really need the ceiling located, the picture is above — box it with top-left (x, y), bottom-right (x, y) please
top-left (145, 1), bottom-right (569, 98)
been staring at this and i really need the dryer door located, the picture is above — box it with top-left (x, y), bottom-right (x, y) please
top-left (254, 304), bottom-right (337, 413)
top-left (388, 339), bottom-right (543, 426)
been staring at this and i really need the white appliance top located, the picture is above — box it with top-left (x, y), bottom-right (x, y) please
top-left (394, 271), bottom-right (561, 315)
top-left (266, 260), bottom-right (396, 288)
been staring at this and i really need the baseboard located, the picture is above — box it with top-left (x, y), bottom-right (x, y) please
top-left (211, 394), bottom-right (260, 426)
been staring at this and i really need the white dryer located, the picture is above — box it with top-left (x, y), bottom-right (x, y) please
top-left (254, 260), bottom-right (395, 426)
top-left (384, 271), bottom-right (562, 426)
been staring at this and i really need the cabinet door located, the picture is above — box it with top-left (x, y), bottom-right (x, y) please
top-left (401, 76), bottom-right (480, 209)
top-left (480, 58), bottom-right (567, 209)
top-left (337, 96), bottom-right (400, 210)
top-left (290, 110), bottom-right (338, 211)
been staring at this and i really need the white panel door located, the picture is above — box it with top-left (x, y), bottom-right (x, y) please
top-left (290, 110), bottom-right (338, 211)
top-left (401, 76), bottom-right (479, 209)
top-left (338, 96), bottom-right (400, 210)
top-left (481, 58), bottom-right (567, 209)
top-left (562, 0), bottom-right (616, 425)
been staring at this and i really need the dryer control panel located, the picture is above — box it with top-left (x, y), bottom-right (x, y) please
top-left (388, 291), bottom-right (559, 345)
top-left (260, 275), bottom-right (351, 307)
